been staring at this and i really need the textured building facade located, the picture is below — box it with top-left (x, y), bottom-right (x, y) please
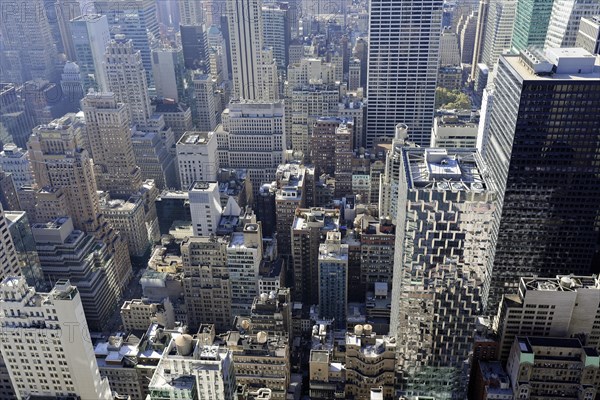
top-left (391, 148), bottom-right (497, 399)
top-left (82, 91), bottom-right (143, 196)
top-left (181, 236), bottom-right (232, 331)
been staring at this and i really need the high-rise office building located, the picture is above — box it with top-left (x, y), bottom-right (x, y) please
top-left (494, 275), bottom-right (600, 362)
top-left (292, 208), bottom-right (341, 304)
top-left (148, 328), bottom-right (237, 400)
top-left (60, 62), bottom-right (85, 111)
top-left (506, 336), bottom-right (600, 400)
top-left (0, 83), bottom-right (36, 149)
top-left (3, 211), bottom-right (44, 290)
top-left (471, 0), bottom-right (490, 80)
top-left (81, 91), bottom-right (143, 197)
top-left (181, 236), bottom-right (232, 331)
top-left (70, 14), bottom-right (111, 92)
top-left (0, 144), bottom-right (34, 190)
top-left (151, 45), bottom-right (186, 102)
top-left (227, 0), bottom-right (277, 101)
top-left (192, 73), bottom-right (219, 131)
top-left (228, 222), bottom-right (264, 316)
top-left (216, 102), bottom-right (286, 194)
top-left (93, 0), bottom-right (160, 85)
top-left (104, 37), bottom-right (153, 127)
top-left (481, 0), bottom-right (517, 69)
top-left (131, 129), bottom-right (178, 190)
top-left (0, 276), bottom-right (113, 400)
top-left (27, 114), bottom-right (133, 291)
top-left (0, 172), bottom-right (21, 212)
top-left (32, 217), bottom-right (120, 330)
top-left (365, 0), bottom-right (443, 147)
top-left (0, 0), bottom-right (58, 83)
top-left (0, 204), bottom-right (19, 281)
top-left (318, 231), bottom-right (348, 329)
top-left (189, 181), bottom-right (223, 236)
top-left (483, 49), bottom-right (600, 308)
top-left (545, 0), bottom-right (600, 49)
top-left (180, 24), bottom-right (210, 71)
top-left (510, 0), bottom-right (554, 52)
top-left (177, 131), bottom-right (219, 190)
top-left (576, 15), bottom-right (600, 54)
top-left (391, 147), bottom-right (496, 399)
top-left (291, 86), bottom-right (340, 159)
top-left (27, 115), bottom-right (100, 231)
top-left (262, 2), bottom-right (291, 70)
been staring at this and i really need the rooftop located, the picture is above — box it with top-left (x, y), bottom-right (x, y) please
top-left (505, 47), bottom-right (600, 81)
top-left (177, 131), bottom-right (212, 146)
top-left (405, 148), bottom-right (489, 191)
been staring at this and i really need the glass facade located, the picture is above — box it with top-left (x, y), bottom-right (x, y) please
top-left (484, 54), bottom-right (600, 309)
top-left (511, 0), bottom-right (554, 51)
top-left (5, 211), bottom-right (44, 290)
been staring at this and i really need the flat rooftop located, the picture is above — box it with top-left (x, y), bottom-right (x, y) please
top-left (504, 48), bottom-right (600, 81)
top-left (405, 148), bottom-right (489, 191)
top-left (177, 131), bottom-right (212, 146)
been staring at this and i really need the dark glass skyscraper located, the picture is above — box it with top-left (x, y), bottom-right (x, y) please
top-left (484, 48), bottom-right (600, 308)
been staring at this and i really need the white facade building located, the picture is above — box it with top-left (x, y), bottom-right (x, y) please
top-left (104, 36), bottom-right (153, 126)
top-left (189, 181), bottom-right (222, 236)
top-left (0, 204), bottom-right (19, 281)
top-left (481, 0), bottom-right (517, 71)
top-left (176, 131), bottom-right (219, 190)
top-left (545, 0), bottom-right (600, 49)
top-left (0, 144), bottom-right (34, 189)
top-left (216, 101), bottom-right (286, 193)
top-left (228, 223), bottom-right (263, 316)
top-left (0, 276), bottom-right (113, 400)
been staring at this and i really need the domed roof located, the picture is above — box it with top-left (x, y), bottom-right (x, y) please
top-left (63, 61), bottom-right (80, 73)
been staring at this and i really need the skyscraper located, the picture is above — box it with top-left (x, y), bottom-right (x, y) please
top-left (216, 102), bottom-right (286, 193)
top-left (318, 231), bottom-right (348, 329)
top-left (471, 0), bottom-right (490, 81)
top-left (365, 0), bottom-right (443, 147)
top-left (93, 0), bottom-right (160, 85)
top-left (70, 14), bottom-right (111, 92)
top-left (104, 36), bottom-right (153, 127)
top-left (391, 147), bottom-right (497, 399)
top-left (227, 0), bottom-right (278, 101)
top-left (545, 0), bottom-right (600, 49)
top-left (0, 277), bottom-right (113, 399)
top-left (483, 48), bottom-right (600, 309)
top-left (576, 16), bottom-right (600, 54)
top-left (81, 91), bottom-right (143, 197)
top-left (480, 0), bottom-right (517, 69)
top-left (0, 204), bottom-right (19, 281)
top-left (510, 0), bottom-right (554, 52)
top-left (27, 114), bottom-right (133, 291)
top-left (0, 0), bottom-right (58, 83)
